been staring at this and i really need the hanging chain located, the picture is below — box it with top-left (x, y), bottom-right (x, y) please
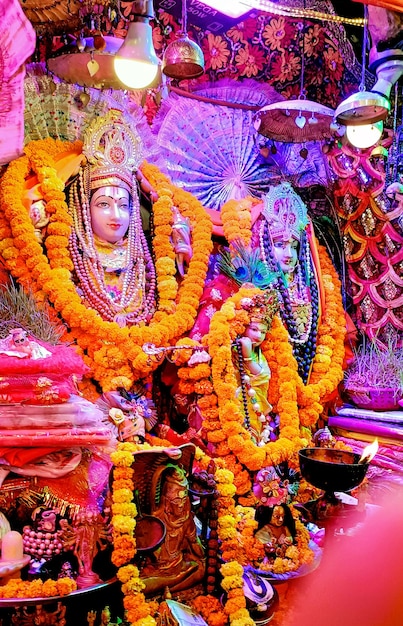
top-left (359, 4), bottom-right (369, 92)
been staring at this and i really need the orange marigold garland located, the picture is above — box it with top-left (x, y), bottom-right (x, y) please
top-left (0, 142), bottom-right (212, 392)
top-left (111, 442), bottom-right (158, 626)
top-left (207, 287), bottom-right (308, 472)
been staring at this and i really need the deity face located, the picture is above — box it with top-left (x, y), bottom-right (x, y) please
top-left (272, 236), bottom-right (299, 274)
top-left (244, 321), bottom-right (268, 348)
top-left (270, 505), bottom-right (285, 528)
top-left (90, 186), bottom-right (131, 244)
top-left (11, 329), bottom-right (29, 346)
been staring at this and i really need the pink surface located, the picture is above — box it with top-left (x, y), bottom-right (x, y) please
top-left (0, 0), bottom-right (35, 165)
top-left (328, 415), bottom-right (403, 442)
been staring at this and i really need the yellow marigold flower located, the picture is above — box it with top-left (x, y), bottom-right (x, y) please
top-left (112, 488), bottom-right (134, 503)
top-left (221, 561), bottom-right (244, 577)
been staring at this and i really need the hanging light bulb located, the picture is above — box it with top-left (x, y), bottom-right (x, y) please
top-left (335, 5), bottom-right (391, 127)
top-left (162, 0), bottom-right (204, 80)
top-left (346, 120), bottom-right (383, 149)
top-left (114, 0), bottom-right (159, 90)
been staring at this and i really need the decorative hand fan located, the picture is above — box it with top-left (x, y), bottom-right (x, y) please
top-left (23, 67), bottom-right (163, 168)
top-left (153, 80), bottom-right (285, 211)
top-left (153, 80), bottom-right (328, 210)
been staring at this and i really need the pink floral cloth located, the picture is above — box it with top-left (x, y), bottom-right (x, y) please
top-left (0, 0), bottom-right (36, 165)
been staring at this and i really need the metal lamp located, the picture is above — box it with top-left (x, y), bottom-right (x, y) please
top-left (162, 0), bottom-right (204, 81)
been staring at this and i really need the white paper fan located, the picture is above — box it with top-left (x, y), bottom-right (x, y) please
top-left (154, 80), bottom-right (284, 211)
top-left (154, 80), bottom-right (330, 209)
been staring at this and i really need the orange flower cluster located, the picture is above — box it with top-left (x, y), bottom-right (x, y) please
top-left (110, 441), bottom-right (157, 626)
top-left (220, 197), bottom-right (257, 249)
top-left (0, 142), bottom-right (212, 392)
top-left (0, 576), bottom-right (76, 599)
top-left (191, 595), bottom-right (228, 626)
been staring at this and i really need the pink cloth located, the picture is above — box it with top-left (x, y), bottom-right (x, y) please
top-left (0, 0), bottom-right (36, 165)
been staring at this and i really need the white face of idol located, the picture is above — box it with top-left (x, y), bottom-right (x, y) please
top-left (244, 321), bottom-right (268, 348)
top-left (272, 236), bottom-right (299, 274)
top-left (90, 186), bottom-right (131, 244)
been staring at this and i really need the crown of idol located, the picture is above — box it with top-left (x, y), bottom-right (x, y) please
top-left (82, 109), bottom-right (144, 192)
top-left (262, 182), bottom-right (309, 242)
top-left (240, 290), bottom-right (279, 326)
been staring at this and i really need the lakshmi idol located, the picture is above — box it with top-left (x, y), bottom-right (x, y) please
top-left (251, 182), bottom-right (320, 383)
top-left (0, 110), bottom-right (212, 396)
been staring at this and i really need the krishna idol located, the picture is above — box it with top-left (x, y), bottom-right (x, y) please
top-left (173, 182), bottom-right (346, 468)
top-left (0, 109), bottom-right (212, 396)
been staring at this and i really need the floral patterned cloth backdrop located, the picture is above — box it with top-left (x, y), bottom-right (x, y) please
top-left (77, 1), bottom-right (362, 112)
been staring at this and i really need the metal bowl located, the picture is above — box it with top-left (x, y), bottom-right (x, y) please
top-left (298, 448), bottom-right (369, 493)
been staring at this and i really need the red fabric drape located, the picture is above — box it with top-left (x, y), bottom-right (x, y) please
top-left (352, 0), bottom-right (403, 11)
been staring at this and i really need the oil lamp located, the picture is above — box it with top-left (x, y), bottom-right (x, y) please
top-left (298, 440), bottom-right (378, 524)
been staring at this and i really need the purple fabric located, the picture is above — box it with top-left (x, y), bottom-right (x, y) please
top-left (329, 415), bottom-right (403, 442)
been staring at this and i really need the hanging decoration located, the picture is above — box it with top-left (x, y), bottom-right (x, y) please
top-left (254, 9), bottom-right (335, 143)
top-left (162, 0), bottom-right (205, 80)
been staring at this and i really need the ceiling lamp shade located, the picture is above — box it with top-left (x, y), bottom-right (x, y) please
top-left (345, 120), bottom-right (383, 149)
top-left (162, 35), bottom-right (204, 80)
top-left (334, 90), bottom-right (390, 125)
top-left (254, 99), bottom-right (335, 143)
top-left (334, 6), bottom-right (395, 127)
top-left (370, 48), bottom-right (403, 101)
top-left (47, 36), bottom-right (125, 90)
top-left (162, 0), bottom-right (204, 81)
top-left (114, 0), bottom-right (159, 90)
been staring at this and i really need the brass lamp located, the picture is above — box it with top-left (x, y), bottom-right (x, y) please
top-left (162, 0), bottom-right (204, 80)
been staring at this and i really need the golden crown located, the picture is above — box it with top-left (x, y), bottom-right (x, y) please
top-left (239, 290), bottom-right (279, 326)
top-left (82, 109), bottom-right (143, 192)
top-left (262, 182), bottom-right (308, 242)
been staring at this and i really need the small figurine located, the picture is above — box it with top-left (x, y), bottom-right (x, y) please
top-left (87, 610), bottom-right (97, 626)
top-left (254, 503), bottom-right (296, 560)
top-left (313, 426), bottom-right (336, 448)
top-left (0, 328), bottom-right (51, 360)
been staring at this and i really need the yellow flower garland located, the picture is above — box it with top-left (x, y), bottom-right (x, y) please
top-left (0, 140), bottom-right (213, 391)
top-left (111, 441), bottom-right (158, 626)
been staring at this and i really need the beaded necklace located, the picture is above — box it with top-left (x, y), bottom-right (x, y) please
top-left (259, 220), bottom-right (319, 382)
top-left (68, 168), bottom-right (156, 327)
top-left (234, 338), bottom-right (275, 446)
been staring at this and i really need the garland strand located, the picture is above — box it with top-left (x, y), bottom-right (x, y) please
top-left (0, 140), bottom-right (212, 391)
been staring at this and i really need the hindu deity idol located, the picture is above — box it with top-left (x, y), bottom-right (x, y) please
top-left (0, 109), bottom-right (212, 396)
top-left (66, 114), bottom-right (156, 327)
top-left (251, 182), bottom-right (320, 383)
top-left (235, 291), bottom-right (279, 444)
